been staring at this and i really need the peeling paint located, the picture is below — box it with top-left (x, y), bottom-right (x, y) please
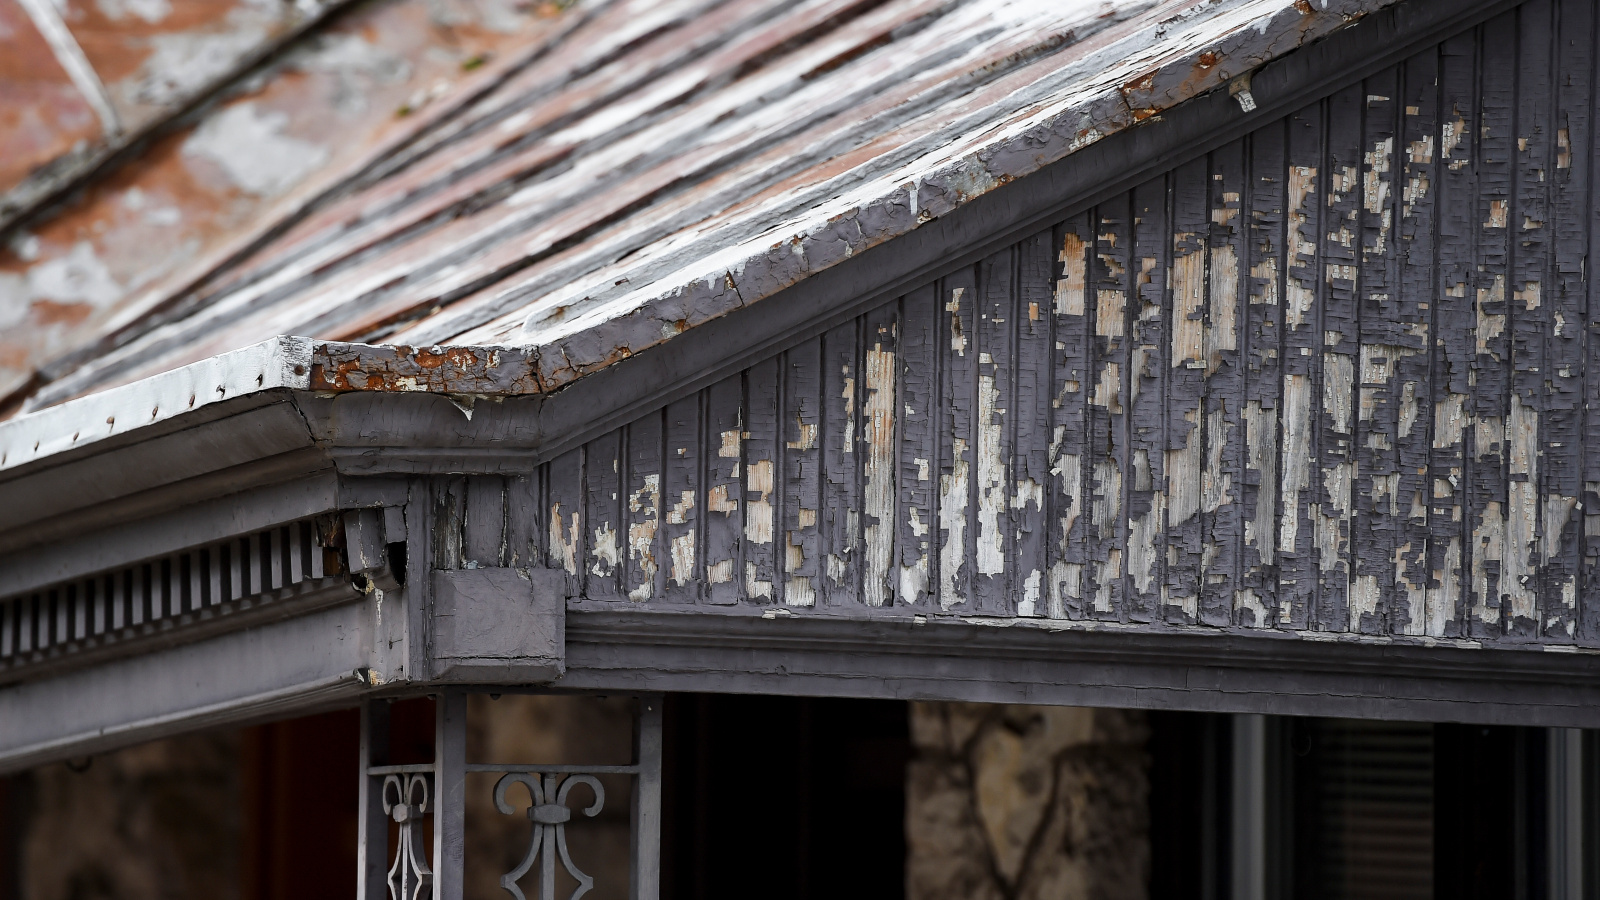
top-left (940, 437), bottom-right (970, 610)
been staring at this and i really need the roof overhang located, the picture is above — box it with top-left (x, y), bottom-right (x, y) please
top-left (1, 0), bottom-right (1567, 774)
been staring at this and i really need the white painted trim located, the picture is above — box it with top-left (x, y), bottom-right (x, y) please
top-left (0, 335), bottom-right (311, 475)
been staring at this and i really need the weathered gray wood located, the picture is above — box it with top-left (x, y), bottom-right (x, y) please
top-left (1205, 140), bottom-right (1246, 627)
top-left (1128, 181), bottom-right (1169, 625)
top-left (1395, 48), bottom-right (1439, 636)
top-left (463, 476), bottom-right (508, 568)
top-left (433, 690), bottom-right (467, 900)
top-left (704, 375), bottom-right (742, 606)
top-left (1318, 84), bottom-right (1362, 634)
top-left (358, 699), bottom-right (391, 900)
top-left (661, 396), bottom-right (700, 605)
top-left (973, 248), bottom-right (1014, 616)
top-left (860, 304), bottom-right (898, 610)
top-left (1242, 120), bottom-right (1286, 628)
top-left (630, 696), bottom-right (662, 900)
top-left (429, 567), bottom-right (564, 683)
top-left (1014, 234), bottom-right (1053, 619)
top-left (1511, 0), bottom-right (1555, 640)
top-left (938, 268), bottom-right (975, 613)
top-left (822, 320), bottom-right (860, 609)
top-left (1550, 0), bottom-right (1593, 643)
top-left (558, 609), bottom-right (1600, 728)
top-left (1433, 30), bottom-right (1479, 639)
top-left (1469, 13), bottom-right (1517, 639)
top-left (1352, 68), bottom-right (1402, 635)
top-left (1166, 157), bottom-right (1208, 625)
top-left (345, 508), bottom-right (388, 574)
top-left (624, 411), bottom-right (665, 604)
top-left (1278, 102), bottom-right (1324, 631)
top-left (0, 473), bottom-right (340, 599)
top-left (585, 432), bottom-right (624, 602)
top-left (1087, 206), bottom-right (1129, 622)
top-left (432, 477), bottom-right (465, 571)
top-left (785, 338), bottom-right (824, 608)
top-left (1580, 0), bottom-right (1600, 643)
top-left (546, 449), bottom-right (584, 599)
top-left (745, 358), bottom-right (781, 605)
top-left (0, 598), bottom-right (372, 774)
top-left (1049, 215), bottom-right (1092, 620)
top-left (505, 469), bottom-right (544, 569)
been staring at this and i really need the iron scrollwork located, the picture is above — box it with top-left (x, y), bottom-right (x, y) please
top-left (493, 773), bottom-right (606, 900)
top-left (383, 774), bottom-right (434, 900)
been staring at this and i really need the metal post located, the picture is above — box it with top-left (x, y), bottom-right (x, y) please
top-left (1230, 714), bottom-right (1266, 900)
top-left (631, 695), bottom-right (663, 900)
top-left (434, 690), bottom-right (468, 900)
top-left (358, 699), bottom-right (392, 900)
top-left (1548, 727), bottom-right (1583, 900)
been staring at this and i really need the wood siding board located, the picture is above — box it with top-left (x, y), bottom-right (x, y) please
top-left (1469, 14), bottom-right (1517, 639)
top-left (1166, 159), bottom-right (1208, 624)
top-left (662, 395), bottom-right (703, 605)
top-left (1503, 0), bottom-right (1553, 640)
top-left (463, 476), bottom-right (508, 568)
top-left (861, 305), bottom-right (899, 610)
top-left (938, 270), bottom-right (977, 613)
top-left (432, 477), bottom-right (466, 571)
top-left (1569, 0), bottom-right (1600, 644)
top-left (1048, 217), bottom-right (1093, 620)
top-left (1395, 49), bottom-right (1441, 637)
top-left (546, 448), bottom-right (584, 598)
top-left (1087, 199), bottom-right (1131, 621)
top-left (1353, 67), bottom-right (1403, 636)
top-left (505, 467), bottom-right (545, 570)
top-left (1243, 120), bottom-right (1288, 628)
top-left (744, 357), bottom-right (781, 605)
top-left (974, 248), bottom-right (1017, 616)
top-left (586, 431), bottom-right (626, 601)
top-left (1318, 84), bottom-right (1363, 633)
top-left (896, 290), bottom-right (936, 609)
top-left (1545, 0), bottom-right (1591, 643)
top-left (1128, 179), bottom-right (1170, 625)
top-left (1014, 232), bottom-right (1054, 620)
top-left (1432, 31), bottom-right (1480, 639)
top-left (705, 374), bottom-right (744, 606)
top-left (1204, 141), bottom-right (1247, 627)
top-left (785, 338), bottom-right (824, 609)
top-left (1278, 103), bottom-right (1325, 631)
top-left (624, 409), bottom-right (666, 604)
top-left (822, 321), bottom-right (861, 609)
top-left (1518, 0), bottom-right (1581, 642)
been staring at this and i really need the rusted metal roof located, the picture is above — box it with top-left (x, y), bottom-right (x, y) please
top-left (3, 0), bottom-right (1397, 434)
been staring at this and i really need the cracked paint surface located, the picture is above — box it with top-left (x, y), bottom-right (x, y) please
top-left (431, 3), bottom-right (1600, 655)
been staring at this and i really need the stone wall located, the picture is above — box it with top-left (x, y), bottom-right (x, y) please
top-left (906, 703), bottom-right (1150, 900)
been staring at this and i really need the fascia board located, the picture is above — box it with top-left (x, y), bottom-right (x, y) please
top-left (0, 335), bottom-right (313, 477)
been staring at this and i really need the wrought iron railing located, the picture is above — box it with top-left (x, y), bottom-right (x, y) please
top-left (358, 691), bottom-right (662, 900)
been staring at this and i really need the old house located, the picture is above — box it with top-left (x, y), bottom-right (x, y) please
top-left (1, 0), bottom-right (1598, 896)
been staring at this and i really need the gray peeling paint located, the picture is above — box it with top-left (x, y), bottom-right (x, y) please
top-left (461, 3), bottom-right (1600, 649)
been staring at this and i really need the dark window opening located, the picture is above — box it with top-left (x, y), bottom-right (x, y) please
top-left (660, 694), bottom-right (911, 900)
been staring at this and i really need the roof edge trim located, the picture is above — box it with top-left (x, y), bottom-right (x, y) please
top-left (0, 335), bottom-right (312, 476)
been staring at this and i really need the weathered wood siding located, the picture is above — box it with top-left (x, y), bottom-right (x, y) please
top-left (438, 1), bottom-right (1600, 644)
